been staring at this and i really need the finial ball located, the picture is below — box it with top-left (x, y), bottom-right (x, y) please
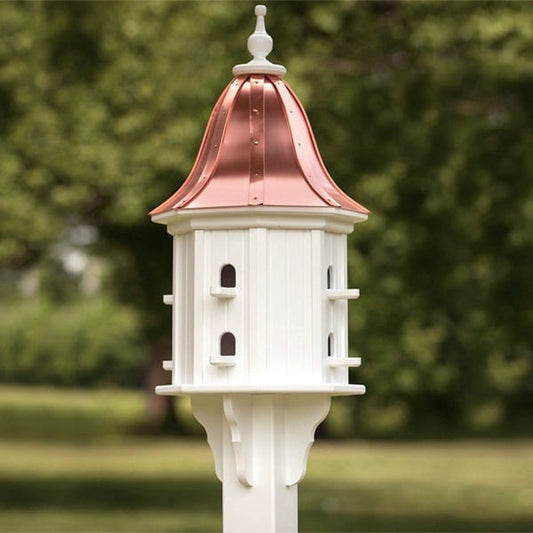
top-left (255, 5), bottom-right (267, 16)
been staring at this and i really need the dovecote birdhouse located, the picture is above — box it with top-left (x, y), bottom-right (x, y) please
top-left (151, 6), bottom-right (369, 532)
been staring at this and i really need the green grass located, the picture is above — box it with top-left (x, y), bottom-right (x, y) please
top-left (0, 386), bottom-right (532, 532)
top-left (0, 385), bottom-right (203, 441)
top-left (1, 439), bottom-right (532, 532)
top-left (0, 385), bottom-right (145, 442)
top-left (0, 439), bottom-right (221, 532)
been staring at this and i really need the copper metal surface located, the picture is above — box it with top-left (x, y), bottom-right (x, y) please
top-left (151, 75), bottom-right (368, 215)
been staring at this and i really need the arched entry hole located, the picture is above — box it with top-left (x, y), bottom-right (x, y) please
top-left (327, 333), bottom-right (334, 357)
top-left (220, 332), bottom-right (236, 356)
top-left (327, 266), bottom-right (333, 289)
top-left (221, 264), bottom-right (236, 288)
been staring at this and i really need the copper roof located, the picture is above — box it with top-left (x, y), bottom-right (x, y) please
top-left (151, 74), bottom-right (368, 216)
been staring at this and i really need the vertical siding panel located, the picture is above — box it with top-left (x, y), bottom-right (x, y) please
top-left (180, 234), bottom-right (186, 384)
top-left (302, 231), bottom-right (312, 382)
top-left (310, 230), bottom-right (323, 382)
top-left (205, 231), bottom-right (218, 384)
top-left (266, 229), bottom-right (272, 380)
top-left (238, 230), bottom-right (246, 385)
top-left (337, 233), bottom-right (348, 383)
top-left (210, 230), bottom-right (220, 370)
top-left (249, 228), bottom-right (268, 384)
top-left (192, 231), bottom-right (205, 385)
top-left (243, 229), bottom-right (251, 384)
top-left (324, 233), bottom-right (332, 383)
top-left (172, 235), bottom-right (180, 386)
top-left (284, 231), bottom-right (289, 378)
top-left (340, 234), bottom-right (348, 359)
top-left (184, 233), bottom-right (193, 384)
top-left (285, 230), bottom-right (307, 381)
top-left (268, 230), bottom-right (286, 381)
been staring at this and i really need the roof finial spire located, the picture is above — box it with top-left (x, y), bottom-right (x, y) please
top-left (233, 5), bottom-right (287, 78)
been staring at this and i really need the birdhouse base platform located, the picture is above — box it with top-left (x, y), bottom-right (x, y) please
top-left (156, 383), bottom-right (366, 396)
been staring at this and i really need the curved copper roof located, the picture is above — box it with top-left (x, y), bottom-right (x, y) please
top-left (150, 74), bottom-right (368, 216)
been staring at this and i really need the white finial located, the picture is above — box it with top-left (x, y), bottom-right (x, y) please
top-left (233, 5), bottom-right (286, 78)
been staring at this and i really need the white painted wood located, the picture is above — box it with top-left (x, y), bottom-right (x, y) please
top-left (284, 395), bottom-right (331, 486)
top-left (310, 230), bottom-right (323, 381)
top-left (327, 357), bottom-right (362, 368)
top-left (193, 230), bottom-right (207, 386)
top-left (222, 395), bottom-right (254, 487)
top-left (227, 230), bottom-right (247, 387)
top-left (248, 228), bottom-right (268, 384)
top-left (190, 394), bottom-right (333, 533)
top-left (221, 395), bottom-right (296, 533)
top-left (336, 233), bottom-right (350, 383)
top-left (162, 360), bottom-right (172, 371)
top-left (156, 383), bottom-right (365, 395)
top-left (210, 287), bottom-right (237, 299)
top-left (163, 294), bottom-right (174, 305)
top-left (232, 5), bottom-right (287, 78)
top-left (210, 355), bottom-right (237, 367)
top-left (323, 232), bottom-right (334, 383)
top-left (268, 229), bottom-right (313, 384)
top-left (163, 222), bottom-right (365, 392)
top-left (156, 187), bottom-right (367, 533)
top-left (189, 395), bottom-right (224, 482)
top-left (327, 288), bottom-right (360, 300)
top-left (152, 206), bottom-right (367, 235)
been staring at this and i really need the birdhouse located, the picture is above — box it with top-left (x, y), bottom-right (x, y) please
top-left (151, 6), bottom-right (369, 532)
top-left (151, 12), bottom-right (368, 396)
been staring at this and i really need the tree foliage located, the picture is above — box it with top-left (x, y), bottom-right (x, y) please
top-left (0, 297), bottom-right (143, 387)
top-left (1, 1), bottom-right (532, 435)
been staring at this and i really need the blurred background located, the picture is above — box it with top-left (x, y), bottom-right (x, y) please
top-left (0, 1), bottom-right (532, 531)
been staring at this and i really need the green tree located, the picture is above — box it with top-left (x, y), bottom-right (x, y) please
top-left (295, 1), bottom-right (533, 434)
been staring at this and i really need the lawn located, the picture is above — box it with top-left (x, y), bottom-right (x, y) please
top-left (0, 386), bottom-right (532, 532)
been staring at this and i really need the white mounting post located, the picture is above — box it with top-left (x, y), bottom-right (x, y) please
top-left (191, 394), bottom-right (331, 533)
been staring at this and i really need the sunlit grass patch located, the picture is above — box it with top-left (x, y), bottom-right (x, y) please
top-left (0, 385), bottom-right (144, 442)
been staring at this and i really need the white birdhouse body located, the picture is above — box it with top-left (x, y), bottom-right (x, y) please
top-left (154, 207), bottom-right (365, 396)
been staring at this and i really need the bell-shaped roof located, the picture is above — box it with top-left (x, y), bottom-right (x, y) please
top-left (150, 6), bottom-right (368, 217)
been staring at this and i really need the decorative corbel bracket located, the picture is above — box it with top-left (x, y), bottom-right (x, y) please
top-left (191, 393), bottom-right (331, 488)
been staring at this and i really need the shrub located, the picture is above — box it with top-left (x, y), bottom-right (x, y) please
top-left (0, 297), bottom-right (145, 387)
